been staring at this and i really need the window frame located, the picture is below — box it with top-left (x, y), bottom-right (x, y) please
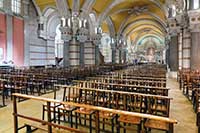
top-left (11, 0), bottom-right (21, 15)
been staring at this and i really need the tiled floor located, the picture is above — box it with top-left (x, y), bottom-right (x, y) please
top-left (0, 77), bottom-right (198, 133)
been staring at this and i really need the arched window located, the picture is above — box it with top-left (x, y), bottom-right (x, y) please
top-left (0, 0), bottom-right (3, 8)
top-left (194, 0), bottom-right (200, 9)
top-left (100, 33), bottom-right (112, 63)
top-left (89, 13), bottom-right (96, 24)
top-left (55, 24), bottom-right (64, 58)
top-left (12, 0), bottom-right (21, 14)
top-left (172, 5), bottom-right (176, 17)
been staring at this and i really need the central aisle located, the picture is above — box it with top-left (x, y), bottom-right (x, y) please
top-left (167, 77), bottom-right (197, 133)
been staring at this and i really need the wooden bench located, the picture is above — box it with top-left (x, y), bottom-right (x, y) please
top-left (55, 85), bottom-right (172, 117)
top-left (24, 122), bottom-right (80, 133)
top-left (87, 77), bottom-right (166, 87)
top-left (74, 80), bottom-right (169, 96)
top-left (12, 93), bottom-right (177, 133)
top-left (98, 75), bottom-right (166, 82)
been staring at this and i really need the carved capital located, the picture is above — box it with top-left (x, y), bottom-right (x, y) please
top-left (188, 9), bottom-right (200, 32)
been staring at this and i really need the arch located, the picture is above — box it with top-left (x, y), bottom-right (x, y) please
top-left (122, 18), bottom-right (167, 36)
top-left (127, 24), bottom-right (164, 37)
top-left (42, 6), bottom-right (58, 16)
top-left (97, 0), bottom-right (167, 25)
top-left (42, 8), bottom-right (60, 40)
top-left (105, 17), bottom-right (116, 38)
top-left (31, 0), bottom-right (42, 16)
top-left (136, 35), bottom-right (164, 46)
top-left (100, 33), bottom-right (112, 63)
top-left (118, 12), bottom-right (167, 35)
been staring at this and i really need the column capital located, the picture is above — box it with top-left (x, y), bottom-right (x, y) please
top-left (188, 9), bottom-right (200, 32)
top-left (22, 0), bottom-right (30, 5)
top-left (167, 17), bottom-right (183, 36)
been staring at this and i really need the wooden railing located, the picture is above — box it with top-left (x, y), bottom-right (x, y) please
top-left (12, 93), bottom-right (177, 133)
top-left (55, 85), bottom-right (172, 117)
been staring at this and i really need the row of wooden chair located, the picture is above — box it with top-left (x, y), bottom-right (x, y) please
top-left (74, 80), bottom-right (169, 96)
top-left (13, 93), bottom-right (177, 133)
top-left (0, 65), bottom-right (128, 107)
top-left (178, 69), bottom-right (200, 132)
top-left (87, 77), bottom-right (166, 87)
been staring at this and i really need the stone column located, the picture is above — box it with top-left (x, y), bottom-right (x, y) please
top-left (169, 35), bottom-right (178, 71)
top-left (79, 43), bottom-right (84, 67)
top-left (189, 0), bottom-right (194, 10)
top-left (111, 48), bottom-right (116, 64)
top-left (115, 49), bottom-right (119, 64)
top-left (69, 39), bottom-right (79, 66)
top-left (182, 29), bottom-right (191, 69)
top-left (123, 49), bottom-right (127, 63)
top-left (178, 31), bottom-right (183, 70)
top-left (119, 49), bottom-right (122, 64)
top-left (95, 45), bottom-right (99, 65)
top-left (191, 32), bottom-right (200, 69)
top-left (63, 42), bottom-right (69, 67)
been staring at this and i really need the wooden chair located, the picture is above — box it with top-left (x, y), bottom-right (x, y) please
top-left (117, 94), bottom-right (143, 133)
top-left (74, 89), bottom-right (95, 133)
top-left (0, 80), bottom-right (6, 107)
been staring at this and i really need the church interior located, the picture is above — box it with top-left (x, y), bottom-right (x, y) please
top-left (0, 0), bottom-right (200, 133)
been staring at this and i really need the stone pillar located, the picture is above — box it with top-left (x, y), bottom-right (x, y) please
top-left (69, 39), bottom-right (79, 66)
top-left (115, 49), bottom-right (119, 64)
top-left (178, 31), bottom-right (183, 70)
top-left (95, 45), bottom-right (99, 65)
top-left (84, 42), bottom-right (95, 66)
top-left (111, 48), bottom-right (116, 64)
top-left (189, 0), bottom-right (194, 10)
top-left (80, 43), bottom-right (84, 67)
top-left (169, 35), bottom-right (178, 71)
top-left (63, 42), bottom-right (69, 67)
top-left (191, 32), bottom-right (200, 69)
top-left (119, 49), bottom-right (122, 64)
top-left (182, 29), bottom-right (191, 69)
top-left (46, 35), bottom-right (56, 65)
top-left (123, 49), bottom-right (127, 63)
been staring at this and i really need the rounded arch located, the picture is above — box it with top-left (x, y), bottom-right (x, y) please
top-left (122, 18), bottom-right (167, 36)
top-left (99, 33), bottom-right (112, 63)
top-left (97, 0), bottom-right (168, 25)
top-left (127, 24), bottom-right (164, 37)
top-left (118, 12), bottom-right (167, 34)
top-left (45, 9), bottom-right (60, 40)
top-left (136, 35), bottom-right (164, 46)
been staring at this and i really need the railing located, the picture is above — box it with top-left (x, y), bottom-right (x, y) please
top-left (12, 93), bottom-right (177, 133)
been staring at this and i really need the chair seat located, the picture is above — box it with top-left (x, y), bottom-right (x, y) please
top-left (99, 111), bottom-right (116, 119)
top-left (118, 115), bottom-right (141, 124)
top-left (144, 119), bottom-right (169, 131)
top-left (14, 86), bottom-right (26, 90)
top-left (152, 105), bottom-right (167, 111)
top-left (58, 105), bottom-right (76, 111)
top-left (5, 85), bottom-right (14, 88)
top-left (66, 94), bottom-right (80, 100)
top-left (75, 108), bottom-right (95, 115)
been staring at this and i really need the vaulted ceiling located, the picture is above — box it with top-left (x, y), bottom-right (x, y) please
top-left (33, 0), bottom-right (175, 45)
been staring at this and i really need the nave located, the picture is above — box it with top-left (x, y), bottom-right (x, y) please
top-left (0, 65), bottom-right (197, 133)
